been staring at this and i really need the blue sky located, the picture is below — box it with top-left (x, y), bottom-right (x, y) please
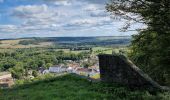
top-left (0, 0), bottom-right (139, 39)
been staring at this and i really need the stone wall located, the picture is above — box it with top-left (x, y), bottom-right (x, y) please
top-left (98, 54), bottom-right (164, 90)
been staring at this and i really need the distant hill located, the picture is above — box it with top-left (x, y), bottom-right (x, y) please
top-left (0, 74), bottom-right (169, 100)
top-left (0, 36), bottom-right (131, 49)
top-left (19, 36), bottom-right (132, 46)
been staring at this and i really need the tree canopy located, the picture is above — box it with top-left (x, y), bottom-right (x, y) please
top-left (107, 0), bottom-right (170, 85)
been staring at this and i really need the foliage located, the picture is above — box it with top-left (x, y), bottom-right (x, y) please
top-left (45, 63), bottom-right (52, 69)
top-left (9, 62), bottom-right (24, 79)
top-left (19, 40), bottom-right (39, 45)
top-left (0, 48), bottom-right (86, 79)
top-left (107, 0), bottom-right (170, 85)
top-left (32, 70), bottom-right (38, 77)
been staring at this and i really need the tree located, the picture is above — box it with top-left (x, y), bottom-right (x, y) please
top-left (9, 62), bottom-right (25, 79)
top-left (106, 0), bottom-right (170, 32)
top-left (32, 70), bottom-right (38, 77)
top-left (106, 0), bottom-right (170, 85)
top-left (45, 63), bottom-right (52, 69)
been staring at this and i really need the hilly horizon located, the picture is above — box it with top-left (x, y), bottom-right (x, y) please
top-left (0, 36), bottom-right (132, 40)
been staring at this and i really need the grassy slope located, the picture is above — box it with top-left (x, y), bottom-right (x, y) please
top-left (0, 74), bottom-right (170, 100)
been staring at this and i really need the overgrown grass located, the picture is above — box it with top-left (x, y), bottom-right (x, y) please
top-left (0, 74), bottom-right (170, 100)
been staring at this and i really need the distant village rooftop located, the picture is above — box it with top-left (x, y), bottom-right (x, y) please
top-left (0, 72), bottom-right (14, 88)
top-left (0, 72), bottom-right (11, 79)
top-left (0, 72), bottom-right (10, 76)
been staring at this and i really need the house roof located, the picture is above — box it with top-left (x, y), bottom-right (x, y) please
top-left (0, 72), bottom-right (12, 80)
top-left (76, 68), bottom-right (91, 72)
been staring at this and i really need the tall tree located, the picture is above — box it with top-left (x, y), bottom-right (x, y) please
top-left (106, 0), bottom-right (170, 85)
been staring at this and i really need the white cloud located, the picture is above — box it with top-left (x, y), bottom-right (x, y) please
top-left (69, 19), bottom-right (97, 26)
top-left (54, 1), bottom-right (72, 6)
top-left (83, 4), bottom-right (109, 17)
top-left (13, 4), bottom-right (66, 29)
top-left (13, 4), bottom-right (54, 19)
top-left (0, 25), bottom-right (18, 33)
top-left (84, 4), bottom-right (102, 11)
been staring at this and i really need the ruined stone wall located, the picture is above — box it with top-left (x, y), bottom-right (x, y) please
top-left (98, 54), bottom-right (162, 89)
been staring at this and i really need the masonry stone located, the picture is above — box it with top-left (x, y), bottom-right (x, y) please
top-left (98, 54), bottom-right (170, 90)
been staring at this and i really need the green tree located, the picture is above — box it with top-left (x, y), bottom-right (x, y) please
top-left (107, 0), bottom-right (170, 85)
top-left (9, 62), bottom-right (25, 79)
top-left (45, 63), bottom-right (52, 69)
top-left (32, 70), bottom-right (38, 77)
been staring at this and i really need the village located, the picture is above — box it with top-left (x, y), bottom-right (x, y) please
top-left (37, 54), bottom-right (99, 76)
top-left (39, 59), bottom-right (100, 78)
top-left (0, 55), bottom-right (100, 88)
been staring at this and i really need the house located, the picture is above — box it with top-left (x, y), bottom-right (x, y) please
top-left (67, 67), bottom-right (73, 73)
top-left (49, 66), bottom-right (67, 73)
top-left (68, 63), bottom-right (80, 68)
top-left (42, 70), bottom-right (49, 74)
top-left (38, 67), bottom-right (46, 74)
top-left (0, 72), bottom-right (14, 88)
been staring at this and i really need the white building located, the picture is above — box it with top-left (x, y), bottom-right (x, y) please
top-left (49, 66), bottom-right (67, 73)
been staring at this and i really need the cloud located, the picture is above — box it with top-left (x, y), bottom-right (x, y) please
top-left (0, 0), bottom-right (136, 39)
top-left (12, 4), bottom-right (66, 29)
top-left (0, 25), bottom-right (18, 33)
top-left (54, 0), bottom-right (72, 6)
top-left (13, 4), bottom-right (52, 19)
top-left (83, 4), bottom-right (102, 11)
top-left (89, 10), bottom-right (108, 17)
top-left (83, 4), bottom-right (109, 17)
top-left (63, 17), bottom-right (113, 31)
top-left (7, 1), bottom-right (113, 36)
top-left (81, 0), bottom-right (108, 5)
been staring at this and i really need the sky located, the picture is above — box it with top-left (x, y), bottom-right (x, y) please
top-left (0, 0), bottom-right (139, 39)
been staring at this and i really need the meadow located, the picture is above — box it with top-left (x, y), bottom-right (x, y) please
top-left (1, 74), bottom-right (170, 100)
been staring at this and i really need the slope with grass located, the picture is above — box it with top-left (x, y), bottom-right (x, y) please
top-left (0, 74), bottom-right (170, 100)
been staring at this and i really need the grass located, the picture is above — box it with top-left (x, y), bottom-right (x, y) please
top-left (92, 47), bottom-right (129, 55)
top-left (0, 74), bottom-right (170, 100)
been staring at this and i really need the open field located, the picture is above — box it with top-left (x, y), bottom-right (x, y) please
top-left (0, 74), bottom-right (169, 100)
top-left (0, 39), bottom-right (53, 49)
top-left (92, 47), bottom-right (128, 55)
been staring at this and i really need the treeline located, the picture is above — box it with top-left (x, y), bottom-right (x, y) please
top-left (18, 38), bottom-right (45, 45)
top-left (19, 40), bottom-right (39, 45)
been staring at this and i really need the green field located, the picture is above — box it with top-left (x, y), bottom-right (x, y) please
top-left (0, 74), bottom-right (170, 100)
top-left (92, 47), bottom-right (128, 55)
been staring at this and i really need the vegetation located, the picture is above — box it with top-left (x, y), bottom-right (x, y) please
top-left (0, 36), bottom-right (130, 80)
top-left (19, 40), bottom-right (39, 45)
top-left (1, 74), bottom-right (170, 100)
top-left (107, 0), bottom-right (170, 85)
top-left (18, 36), bottom-right (131, 48)
top-left (0, 48), bottom-right (86, 79)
